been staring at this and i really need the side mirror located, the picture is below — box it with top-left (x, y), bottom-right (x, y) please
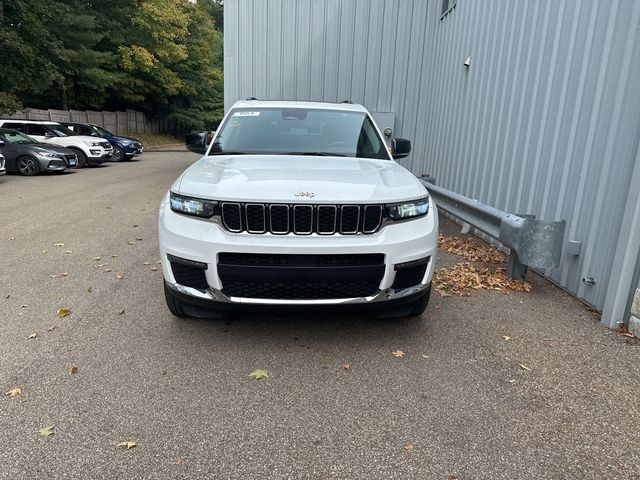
top-left (391, 138), bottom-right (411, 159)
top-left (44, 132), bottom-right (55, 138)
top-left (0, 140), bottom-right (5, 147)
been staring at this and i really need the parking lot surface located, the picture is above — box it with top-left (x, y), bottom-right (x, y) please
top-left (1, 151), bottom-right (639, 479)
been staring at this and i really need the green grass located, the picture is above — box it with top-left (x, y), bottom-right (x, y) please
top-left (124, 132), bottom-right (183, 147)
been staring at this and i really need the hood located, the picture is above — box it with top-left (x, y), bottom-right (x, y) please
top-left (106, 134), bottom-right (139, 143)
top-left (32, 144), bottom-right (75, 155)
top-left (176, 155), bottom-right (426, 203)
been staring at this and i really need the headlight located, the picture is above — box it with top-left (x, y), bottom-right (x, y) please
top-left (387, 196), bottom-right (429, 220)
top-left (84, 141), bottom-right (102, 147)
top-left (170, 192), bottom-right (217, 218)
top-left (40, 152), bottom-right (62, 158)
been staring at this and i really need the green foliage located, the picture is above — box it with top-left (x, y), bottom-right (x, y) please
top-left (0, 92), bottom-right (23, 116)
top-left (0, 0), bottom-right (224, 130)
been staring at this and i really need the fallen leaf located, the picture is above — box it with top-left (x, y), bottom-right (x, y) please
top-left (53, 242), bottom-right (65, 247)
top-left (421, 354), bottom-right (429, 358)
top-left (127, 241), bottom-right (135, 245)
top-left (392, 350), bottom-right (405, 358)
top-left (87, 287), bottom-right (92, 293)
top-left (93, 256), bottom-right (101, 261)
top-left (106, 205), bottom-right (112, 209)
top-left (143, 262), bottom-right (151, 265)
top-left (135, 237), bottom-right (142, 241)
top-left (341, 363), bottom-right (351, 370)
top-left (5, 294), bottom-right (10, 299)
top-left (519, 364), bottom-right (531, 371)
top-left (27, 332), bottom-right (37, 339)
top-left (104, 268), bottom-right (112, 273)
top-left (438, 235), bottom-right (506, 263)
top-left (117, 440), bottom-right (137, 449)
top-left (56, 308), bottom-right (71, 318)
top-left (20, 304), bottom-right (27, 308)
top-left (5, 387), bottom-right (21, 397)
top-left (509, 379), bottom-right (517, 383)
top-left (404, 442), bottom-right (414, 451)
top-left (111, 255), bottom-right (118, 258)
top-left (41, 250), bottom-right (48, 254)
top-left (10, 237), bottom-right (15, 240)
top-left (116, 273), bottom-right (124, 279)
top-left (249, 369), bottom-right (269, 380)
top-left (39, 425), bottom-right (55, 437)
top-left (119, 309), bottom-right (125, 315)
top-left (133, 224), bottom-right (139, 228)
top-left (501, 336), bottom-right (512, 341)
top-left (64, 250), bottom-right (72, 254)
top-left (69, 366), bottom-right (78, 374)
top-left (49, 273), bottom-right (69, 278)
top-left (156, 260), bottom-right (161, 264)
top-left (150, 267), bottom-right (158, 272)
top-left (48, 325), bottom-right (57, 332)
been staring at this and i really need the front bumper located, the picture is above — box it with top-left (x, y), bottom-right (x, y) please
top-left (36, 155), bottom-right (74, 171)
top-left (159, 194), bottom-right (439, 307)
top-left (124, 144), bottom-right (143, 156)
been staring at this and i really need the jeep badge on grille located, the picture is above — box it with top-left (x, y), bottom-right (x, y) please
top-left (295, 192), bottom-right (315, 198)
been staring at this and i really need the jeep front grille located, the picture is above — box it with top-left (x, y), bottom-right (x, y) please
top-left (220, 203), bottom-right (383, 235)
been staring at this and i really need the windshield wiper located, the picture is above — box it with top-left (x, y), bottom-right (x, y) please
top-left (285, 151), bottom-right (346, 157)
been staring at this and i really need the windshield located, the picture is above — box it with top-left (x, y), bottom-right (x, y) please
top-left (211, 108), bottom-right (390, 160)
top-left (92, 125), bottom-right (114, 136)
top-left (0, 131), bottom-right (39, 144)
top-left (49, 124), bottom-right (76, 137)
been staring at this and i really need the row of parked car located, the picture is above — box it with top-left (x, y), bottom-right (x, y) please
top-left (0, 119), bottom-right (143, 176)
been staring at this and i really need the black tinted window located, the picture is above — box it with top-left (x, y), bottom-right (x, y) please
top-left (2, 123), bottom-right (24, 131)
top-left (26, 124), bottom-right (48, 136)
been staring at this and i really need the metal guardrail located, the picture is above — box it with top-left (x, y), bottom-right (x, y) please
top-left (420, 177), bottom-right (566, 278)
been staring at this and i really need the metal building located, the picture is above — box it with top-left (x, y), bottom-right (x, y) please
top-left (224, 0), bottom-right (640, 329)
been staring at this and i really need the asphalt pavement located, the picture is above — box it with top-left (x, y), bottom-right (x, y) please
top-left (1, 150), bottom-right (639, 479)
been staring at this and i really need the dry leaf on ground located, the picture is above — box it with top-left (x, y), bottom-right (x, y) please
top-left (27, 332), bottom-right (37, 339)
top-left (341, 364), bottom-right (351, 370)
top-left (118, 441), bottom-right (137, 449)
top-left (502, 336), bottom-right (512, 341)
top-left (519, 364), bottom-right (531, 371)
top-left (5, 388), bottom-right (21, 397)
top-left (53, 242), bottom-right (65, 247)
top-left (39, 425), bottom-right (55, 437)
top-left (48, 325), bottom-right (57, 332)
top-left (434, 263), bottom-right (532, 297)
top-left (56, 308), bottom-right (71, 318)
top-left (69, 366), bottom-right (78, 374)
top-left (249, 369), bottom-right (269, 380)
top-left (439, 235), bottom-right (506, 263)
top-left (93, 256), bottom-right (101, 261)
top-left (392, 350), bottom-right (405, 358)
top-left (404, 442), bottom-right (415, 451)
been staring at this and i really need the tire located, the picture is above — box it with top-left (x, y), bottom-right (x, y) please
top-left (408, 285), bottom-right (431, 317)
top-left (112, 146), bottom-right (125, 162)
top-left (164, 283), bottom-right (188, 318)
top-left (375, 285), bottom-right (432, 319)
top-left (16, 156), bottom-right (40, 176)
top-left (72, 149), bottom-right (87, 168)
top-left (164, 283), bottom-right (229, 319)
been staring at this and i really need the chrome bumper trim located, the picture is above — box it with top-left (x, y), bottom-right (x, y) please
top-left (167, 281), bottom-right (428, 305)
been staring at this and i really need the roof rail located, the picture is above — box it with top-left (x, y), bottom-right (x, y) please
top-left (245, 97), bottom-right (258, 101)
top-left (340, 100), bottom-right (352, 104)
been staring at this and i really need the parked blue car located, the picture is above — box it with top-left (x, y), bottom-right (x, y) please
top-left (61, 122), bottom-right (143, 162)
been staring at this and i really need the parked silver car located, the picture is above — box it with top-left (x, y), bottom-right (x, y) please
top-left (0, 129), bottom-right (77, 175)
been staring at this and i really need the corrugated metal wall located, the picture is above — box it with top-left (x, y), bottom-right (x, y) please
top-left (224, 0), bottom-right (640, 324)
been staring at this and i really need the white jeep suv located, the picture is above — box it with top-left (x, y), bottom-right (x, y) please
top-left (0, 120), bottom-right (113, 167)
top-left (159, 101), bottom-right (438, 318)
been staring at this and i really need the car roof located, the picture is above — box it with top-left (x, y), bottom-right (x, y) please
top-left (230, 100), bottom-right (368, 113)
top-left (0, 119), bottom-right (62, 125)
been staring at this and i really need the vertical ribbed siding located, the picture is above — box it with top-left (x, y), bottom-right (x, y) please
top-left (224, 0), bottom-right (640, 316)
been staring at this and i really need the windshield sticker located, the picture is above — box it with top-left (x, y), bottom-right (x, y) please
top-left (234, 111), bottom-right (261, 117)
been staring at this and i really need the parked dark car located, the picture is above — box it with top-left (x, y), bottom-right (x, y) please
top-left (0, 129), bottom-right (77, 176)
top-left (61, 122), bottom-right (143, 162)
